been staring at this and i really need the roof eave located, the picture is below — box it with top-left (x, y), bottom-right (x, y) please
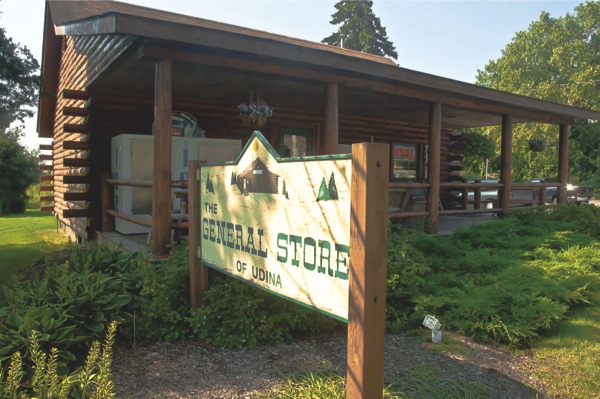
top-left (51, 11), bottom-right (600, 125)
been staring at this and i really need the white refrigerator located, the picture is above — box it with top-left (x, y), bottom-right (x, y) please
top-left (111, 134), bottom-right (241, 234)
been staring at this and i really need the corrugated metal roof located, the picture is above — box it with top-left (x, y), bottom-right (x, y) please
top-left (47, 0), bottom-right (397, 66)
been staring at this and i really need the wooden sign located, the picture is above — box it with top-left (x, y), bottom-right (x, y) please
top-left (197, 131), bottom-right (352, 321)
top-left (188, 136), bottom-right (389, 399)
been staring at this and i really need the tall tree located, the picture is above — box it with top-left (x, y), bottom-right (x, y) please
top-left (0, 126), bottom-right (38, 214)
top-left (0, 25), bottom-right (41, 130)
top-left (322, 0), bottom-right (398, 60)
top-left (0, 7), bottom-right (42, 213)
top-left (474, 1), bottom-right (600, 183)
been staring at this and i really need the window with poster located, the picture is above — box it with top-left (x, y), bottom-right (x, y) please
top-left (392, 143), bottom-right (419, 180)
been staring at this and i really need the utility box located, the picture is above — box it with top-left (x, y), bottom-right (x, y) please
top-left (111, 134), bottom-right (241, 234)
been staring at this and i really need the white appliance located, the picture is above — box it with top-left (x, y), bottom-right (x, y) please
top-left (111, 134), bottom-right (241, 234)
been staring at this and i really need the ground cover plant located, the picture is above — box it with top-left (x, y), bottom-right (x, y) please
top-left (387, 205), bottom-right (600, 347)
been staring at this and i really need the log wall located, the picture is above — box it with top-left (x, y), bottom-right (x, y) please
top-left (51, 34), bottom-right (134, 241)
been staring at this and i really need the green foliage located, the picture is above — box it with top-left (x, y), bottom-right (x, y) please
top-left (0, 245), bottom-right (138, 370)
top-left (0, 126), bottom-right (39, 215)
top-left (259, 370), bottom-right (405, 399)
top-left (322, 0), bottom-right (398, 60)
top-left (386, 205), bottom-right (600, 347)
top-left (388, 365), bottom-right (492, 399)
top-left (451, 129), bottom-right (497, 178)
top-left (450, 131), bottom-right (495, 161)
top-left (385, 225), bottom-right (432, 333)
top-left (474, 2), bottom-right (600, 182)
top-left (188, 276), bottom-right (339, 348)
top-left (0, 27), bottom-right (41, 129)
top-left (569, 120), bottom-right (600, 187)
top-left (0, 322), bottom-right (117, 399)
top-left (134, 243), bottom-right (191, 341)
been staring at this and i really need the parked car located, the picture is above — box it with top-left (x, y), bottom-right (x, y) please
top-left (526, 177), bottom-right (594, 204)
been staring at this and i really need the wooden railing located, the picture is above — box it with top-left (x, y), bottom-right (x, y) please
top-left (389, 181), bottom-right (562, 220)
top-left (101, 174), bottom-right (190, 234)
top-left (388, 182), bottom-right (430, 219)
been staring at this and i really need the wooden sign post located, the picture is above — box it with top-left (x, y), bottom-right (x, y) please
top-left (347, 143), bottom-right (389, 399)
top-left (188, 160), bottom-right (208, 308)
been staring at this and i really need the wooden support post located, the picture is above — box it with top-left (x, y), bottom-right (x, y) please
top-left (152, 58), bottom-right (173, 256)
top-left (100, 173), bottom-right (114, 232)
top-left (557, 124), bottom-right (569, 205)
top-left (426, 102), bottom-right (441, 233)
top-left (188, 160), bottom-right (209, 308)
top-left (347, 143), bottom-right (389, 399)
top-left (322, 82), bottom-right (339, 155)
top-left (499, 115), bottom-right (513, 215)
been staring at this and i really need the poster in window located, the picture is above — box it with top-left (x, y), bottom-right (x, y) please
top-left (392, 143), bottom-right (417, 180)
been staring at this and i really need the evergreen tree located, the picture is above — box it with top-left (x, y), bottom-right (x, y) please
top-left (322, 0), bottom-right (398, 60)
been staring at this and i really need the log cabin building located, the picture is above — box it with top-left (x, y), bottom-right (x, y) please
top-left (38, 0), bottom-right (600, 255)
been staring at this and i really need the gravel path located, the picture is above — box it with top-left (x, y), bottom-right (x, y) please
top-left (113, 330), bottom-right (544, 398)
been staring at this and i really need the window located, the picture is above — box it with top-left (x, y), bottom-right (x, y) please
top-left (392, 143), bottom-right (418, 180)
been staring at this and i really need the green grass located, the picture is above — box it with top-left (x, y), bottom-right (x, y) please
top-left (529, 293), bottom-right (600, 399)
top-left (259, 368), bottom-right (492, 399)
top-left (259, 371), bottom-right (408, 399)
top-left (0, 208), bottom-right (69, 300)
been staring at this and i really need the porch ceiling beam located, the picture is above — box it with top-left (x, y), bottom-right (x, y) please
top-left (139, 44), bottom-right (578, 126)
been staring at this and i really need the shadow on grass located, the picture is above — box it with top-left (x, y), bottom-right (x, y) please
top-left (0, 210), bottom-right (56, 220)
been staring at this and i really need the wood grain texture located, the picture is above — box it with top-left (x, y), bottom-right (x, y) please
top-left (426, 102), bottom-right (441, 233)
top-left (151, 58), bottom-right (173, 256)
top-left (500, 115), bottom-right (513, 214)
top-left (557, 124), bottom-right (569, 204)
top-left (347, 143), bottom-right (389, 399)
top-left (188, 160), bottom-right (208, 308)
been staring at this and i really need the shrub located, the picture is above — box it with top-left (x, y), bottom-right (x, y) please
top-left (0, 126), bottom-right (39, 215)
top-left (134, 242), bottom-right (191, 341)
top-left (0, 245), bottom-right (138, 371)
top-left (385, 207), bottom-right (600, 347)
top-left (188, 275), bottom-right (340, 348)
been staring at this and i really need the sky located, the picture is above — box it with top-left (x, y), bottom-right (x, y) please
top-left (0, 0), bottom-right (584, 150)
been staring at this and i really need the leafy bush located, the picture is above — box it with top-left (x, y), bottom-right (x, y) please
top-left (0, 322), bottom-right (117, 398)
top-left (385, 205), bottom-right (600, 347)
top-left (0, 127), bottom-right (39, 215)
top-left (188, 275), bottom-right (340, 348)
top-left (0, 245), bottom-right (138, 371)
top-left (134, 242), bottom-right (191, 341)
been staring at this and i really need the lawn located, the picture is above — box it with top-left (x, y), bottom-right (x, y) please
top-left (0, 209), bottom-right (69, 300)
